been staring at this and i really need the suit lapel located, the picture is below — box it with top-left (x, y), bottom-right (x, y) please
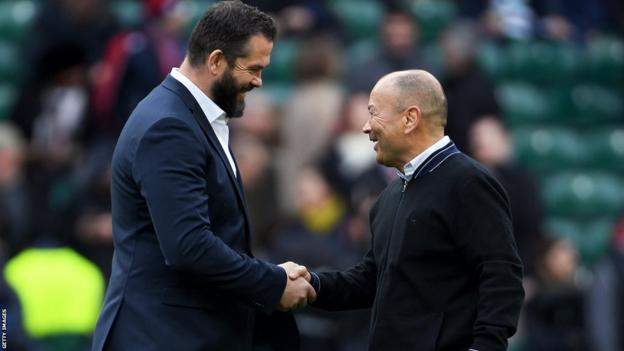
top-left (161, 75), bottom-right (252, 252)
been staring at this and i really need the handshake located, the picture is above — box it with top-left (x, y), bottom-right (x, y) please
top-left (277, 262), bottom-right (317, 311)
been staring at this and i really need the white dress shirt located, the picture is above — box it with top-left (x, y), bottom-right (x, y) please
top-left (170, 68), bottom-right (237, 176)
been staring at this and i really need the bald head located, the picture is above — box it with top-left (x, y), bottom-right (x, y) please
top-left (375, 70), bottom-right (447, 131)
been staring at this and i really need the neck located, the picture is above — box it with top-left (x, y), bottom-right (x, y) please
top-left (399, 132), bottom-right (444, 168)
top-left (179, 59), bottom-right (215, 100)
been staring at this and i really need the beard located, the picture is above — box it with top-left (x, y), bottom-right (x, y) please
top-left (211, 68), bottom-right (252, 118)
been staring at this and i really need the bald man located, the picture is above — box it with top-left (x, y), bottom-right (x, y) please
top-left (309, 70), bottom-right (524, 351)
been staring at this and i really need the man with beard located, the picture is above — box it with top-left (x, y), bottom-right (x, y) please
top-left (91, 2), bottom-right (316, 351)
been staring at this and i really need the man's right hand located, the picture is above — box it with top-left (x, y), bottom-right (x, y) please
top-left (278, 276), bottom-right (316, 311)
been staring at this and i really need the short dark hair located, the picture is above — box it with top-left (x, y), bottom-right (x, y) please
top-left (187, 0), bottom-right (276, 67)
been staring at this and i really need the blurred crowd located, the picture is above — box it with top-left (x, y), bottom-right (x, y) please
top-left (0, 0), bottom-right (623, 350)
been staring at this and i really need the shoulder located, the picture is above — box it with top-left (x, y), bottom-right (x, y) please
top-left (444, 154), bottom-right (508, 199)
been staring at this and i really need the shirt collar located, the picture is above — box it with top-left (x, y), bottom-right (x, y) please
top-left (401, 135), bottom-right (451, 178)
top-left (170, 68), bottom-right (227, 123)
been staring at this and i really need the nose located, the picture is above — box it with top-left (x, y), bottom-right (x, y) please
top-left (251, 76), bottom-right (262, 88)
top-left (362, 119), bottom-right (371, 134)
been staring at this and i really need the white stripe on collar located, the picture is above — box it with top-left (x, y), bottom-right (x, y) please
top-left (403, 135), bottom-right (451, 177)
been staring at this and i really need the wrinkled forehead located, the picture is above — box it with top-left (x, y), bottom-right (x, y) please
top-left (369, 80), bottom-right (398, 111)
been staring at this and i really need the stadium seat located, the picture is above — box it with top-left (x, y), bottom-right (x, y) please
top-left (584, 36), bottom-right (624, 86)
top-left (0, 41), bottom-right (21, 84)
top-left (565, 84), bottom-right (623, 124)
top-left (582, 217), bottom-right (616, 267)
top-left (586, 128), bottom-right (624, 171)
top-left (409, 0), bottom-right (457, 43)
top-left (110, 0), bottom-right (144, 28)
top-left (505, 41), bottom-right (581, 84)
top-left (328, 0), bottom-right (382, 42)
top-left (541, 171), bottom-right (623, 217)
top-left (0, 84), bottom-right (16, 121)
top-left (544, 217), bottom-right (583, 247)
top-left (512, 127), bottom-right (584, 171)
top-left (180, 0), bottom-right (215, 37)
top-left (346, 38), bottom-right (380, 67)
top-left (497, 82), bottom-right (554, 125)
top-left (478, 42), bottom-right (508, 82)
top-left (262, 38), bottom-right (299, 83)
top-left (0, 0), bottom-right (38, 42)
top-left (544, 217), bottom-right (615, 268)
top-left (258, 83), bottom-right (293, 106)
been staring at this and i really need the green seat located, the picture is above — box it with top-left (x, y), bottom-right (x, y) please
top-left (181, 0), bottom-right (215, 37)
top-left (262, 38), bottom-right (299, 83)
top-left (563, 84), bottom-right (623, 125)
top-left (110, 0), bottom-right (144, 28)
top-left (586, 128), bottom-right (624, 171)
top-left (39, 334), bottom-right (90, 351)
top-left (584, 36), bottom-right (624, 86)
top-left (257, 83), bottom-right (293, 106)
top-left (582, 217), bottom-right (616, 267)
top-left (478, 42), bottom-right (508, 82)
top-left (544, 217), bottom-right (615, 268)
top-left (541, 171), bottom-right (624, 217)
top-left (512, 127), bottom-right (584, 171)
top-left (0, 41), bottom-right (22, 84)
top-left (0, 0), bottom-right (38, 42)
top-left (0, 84), bottom-right (16, 121)
top-left (410, 0), bottom-right (457, 43)
top-left (346, 38), bottom-right (380, 67)
top-left (505, 41), bottom-right (581, 84)
top-left (497, 82), bottom-right (554, 125)
top-left (329, 0), bottom-right (382, 42)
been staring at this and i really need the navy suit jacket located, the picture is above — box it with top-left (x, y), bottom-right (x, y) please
top-left (92, 75), bottom-right (298, 351)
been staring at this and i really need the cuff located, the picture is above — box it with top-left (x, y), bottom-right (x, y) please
top-left (310, 271), bottom-right (321, 293)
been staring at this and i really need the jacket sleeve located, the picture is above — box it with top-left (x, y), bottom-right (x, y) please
top-left (311, 233), bottom-right (377, 311)
top-left (452, 174), bottom-right (525, 351)
top-left (132, 117), bottom-right (286, 310)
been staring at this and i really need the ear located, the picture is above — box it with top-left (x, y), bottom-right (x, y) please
top-left (403, 106), bottom-right (420, 134)
top-left (206, 49), bottom-right (227, 76)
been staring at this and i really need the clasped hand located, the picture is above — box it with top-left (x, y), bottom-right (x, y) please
top-left (278, 261), bottom-right (316, 311)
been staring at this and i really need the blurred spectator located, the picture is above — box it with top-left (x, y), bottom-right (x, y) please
top-left (269, 166), bottom-right (367, 351)
top-left (482, 0), bottom-right (535, 40)
top-left (92, 0), bottom-right (187, 135)
top-left (439, 20), bottom-right (501, 154)
top-left (11, 42), bottom-right (90, 157)
top-left (23, 0), bottom-right (118, 70)
top-left (233, 91), bottom-right (280, 146)
top-left (4, 243), bottom-right (104, 351)
top-left (278, 35), bottom-right (344, 213)
top-left (348, 4), bottom-right (430, 92)
top-left (469, 116), bottom-right (542, 275)
top-left (586, 217), bottom-right (624, 351)
top-left (231, 132), bottom-right (279, 254)
top-left (531, 0), bottom-right (613, 42)
top-left (70, 140), bottom-right (115, 282)
top-left (0, 123), bottom-right (31, 255)
top-left (246, 0), bottom-right (342, 38)
top-left (524, 237), bottom-right (588, 351)
top-left (319, 92), bottom-right (388, 212)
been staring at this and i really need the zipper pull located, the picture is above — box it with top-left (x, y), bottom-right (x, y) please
top-left (402, 180), bottom-right (408, 192)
